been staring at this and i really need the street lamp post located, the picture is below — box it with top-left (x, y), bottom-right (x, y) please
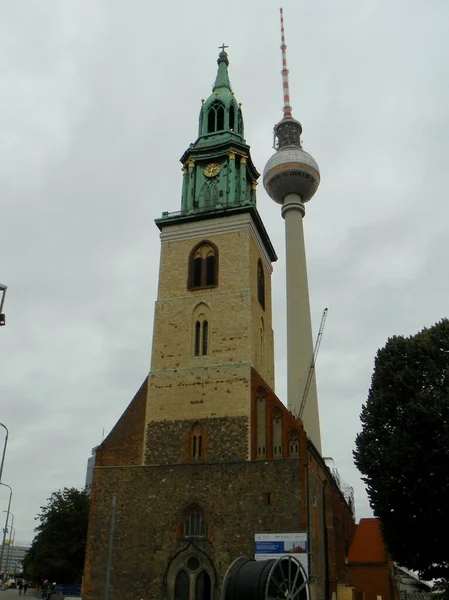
top-left (0, 423), bottom-right (8, 484)
top-left (0, 483), bottom-right (12, 577)
top-left (5, 525), bottom-right (15, 576)
top-left (3, 513), bottom-right (14, 577)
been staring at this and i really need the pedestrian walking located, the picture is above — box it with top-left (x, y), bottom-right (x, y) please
top-left (18, 581), bottom-right (23, 595)
top-left (41, 580), bottom-right (48, 600)
top-left (23, 582), bottom-right (29, 595)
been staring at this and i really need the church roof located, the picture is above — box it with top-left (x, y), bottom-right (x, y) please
top-left (348, 518), bottom-right (388, 564)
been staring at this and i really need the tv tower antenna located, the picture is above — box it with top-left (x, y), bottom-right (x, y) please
top-left (279, 7), bottom-right (292, 119)
top-left (263, 7), bottom-right (323, 452)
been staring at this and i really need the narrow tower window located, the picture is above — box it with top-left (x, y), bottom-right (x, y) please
top-left (193, 257), bottom-right (202, 287)
top-left (206, 255), bottom-right (216, 286)
top-left (190, 423), bottom-right (208, 462)
top-left (207, 108), bottom-right (215, 133)
top-left (202, 320), bottom-right (208, 356)
top-left (256, 388), bottom-right (267, 458)
top-left (207, 101), bottom-right (225, 133)
top-left (257, 259), bottom-right (265, 310)
top-left (217, 104), bottom-right (224, 130)
top-left (229, 104), bottom-right (235, 131)
top-left (188, 242), bottom-right (218, 290)
top-left (192, 303), bottom-right (212, 358)
top-left (194, 321), bottom-right (201, 356)
top-left (272, 408), bottom-right (283, 458)
top-left (192, 434), bottom-right (203, 459)
top-left (238, 108), bottom-right (244, 135)
top-left (289, 429), bottom-right (300, 457)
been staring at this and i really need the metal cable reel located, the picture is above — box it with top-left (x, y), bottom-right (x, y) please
top-left (221, 555), bottom-right (309, 600)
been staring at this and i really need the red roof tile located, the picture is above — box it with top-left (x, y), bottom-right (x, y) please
top-left (348, 518), bottom-right (388, 563)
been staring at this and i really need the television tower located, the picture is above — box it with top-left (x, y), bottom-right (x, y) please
top-left (263, 8), bottom-right (322, 453)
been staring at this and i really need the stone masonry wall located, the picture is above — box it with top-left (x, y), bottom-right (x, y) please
top-left (83, 460), bottom-right (302, 600)
top-left (145, 416), bottom-right (249, 464)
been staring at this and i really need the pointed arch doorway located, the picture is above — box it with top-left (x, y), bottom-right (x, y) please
top-left (167, 548), bottom-right (216, 600)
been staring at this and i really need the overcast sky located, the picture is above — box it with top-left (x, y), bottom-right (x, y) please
top-left (1, 0), bottom-right (448, 544)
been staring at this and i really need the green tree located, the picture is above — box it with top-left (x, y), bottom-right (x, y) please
top-left (354, 318), bottom-right (449, 581)
top-left (433, 580), bottom-right (449, 600)
top-left (23, 487), bottom-right (90, 584)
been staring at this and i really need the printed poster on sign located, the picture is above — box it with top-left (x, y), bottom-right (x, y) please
top-left (254, 533), bottom-right (308, 575)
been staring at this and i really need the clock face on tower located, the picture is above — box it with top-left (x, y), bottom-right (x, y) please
top-left (203, 162), bottom-right (221, 178)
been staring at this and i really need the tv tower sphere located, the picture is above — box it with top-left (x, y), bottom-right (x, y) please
top-left (263, 117), bottom-right (320, 205)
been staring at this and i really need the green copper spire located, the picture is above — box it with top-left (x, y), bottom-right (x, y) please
top-left (213, 49), bottom-right (232, 91)
top-left (157, 48), bottom-right (261, 224)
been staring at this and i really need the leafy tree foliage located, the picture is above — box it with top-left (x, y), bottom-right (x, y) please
top-left (354, 319), bottom-right (449, 581)
top-left (433, 580), bottom-right (449, 600)
top-left (23, 487), bottom-right (90, 584)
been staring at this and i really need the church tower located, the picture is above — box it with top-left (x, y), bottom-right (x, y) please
top-left (83, 43), bottom-right (356, 600)
top-left (144, 48), bottom-right (277, 463)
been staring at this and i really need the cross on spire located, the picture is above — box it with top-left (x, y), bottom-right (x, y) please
top-left (219, 43), bottom-right (229, 53)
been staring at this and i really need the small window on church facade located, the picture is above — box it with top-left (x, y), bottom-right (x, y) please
top-left (256, 388), bottom-right (266, 458)
top-left (192, 303), bottom-right (211, 358)
top-left (257, 259), bottom-right (265, 310)
top-left (272, 408), bottom-right (283, 458)
top-left (289, 429), bottom-right (300, 457)
top-left (189, 422), bottom-right (207, 462)
top-left (194, 320), bottom-right (208, 356)
top-left (182, 505), bottom-right (207, 539)
top-left (188, 241), bottom-right (218, 290)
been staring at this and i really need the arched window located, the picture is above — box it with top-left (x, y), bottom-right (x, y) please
top-left (199, 180), bottom-right (219, 208)
top-left (238, 108), bottom-right (244, 136)
top-left (167, 549), bottom-right (216, 600)
top-left (207, 101), bottom-right (225, 133)
top-left (190, 422), bottom-right (208, 461)
top-left (202, 320), bottom-right (208, 356)
top-left (194, 321), bottom-right (201, 356)
top-left (182, 504), bottom-right (207, 538)
top-left (257, 259), bottom-right (265, 310)
top-left (174, 571), bottom-right (190, 600)
top-left (188, 242), bottom-right (218, 290)
top-left (272, 408), bottom-right (283, 458)
top-left (229, 104), bottom-right (235, 131)
top-left (192, 303), bottom-right (211, 358)
top-left (289, 429), bottom-right (300, 457)
top-left (256, 388), bottom-right (266, 458)
top-left (195, 571), bottom-right (211, 600)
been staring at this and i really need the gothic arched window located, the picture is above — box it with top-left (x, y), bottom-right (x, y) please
top-left (174, 571), bottom-right (190, 600)
top-left (167, 549), bottom-right (216, 600)
top-left (188, 422), bottom-right (208, 462)
top-left (207, 101), bottom-right (225, 133)
top-left (256, 388), bottom-right (266, 458)
top-left (229, 104), bottom-right (235, 131)
top-left (257, 259), bottom-right (265, 310)
top-left (238, 108), bottom-right (244, 136)
top-left (182, 504), bottom-right (207, 538)
top-left (192, 303), bottom-right (211, 358)
top-left (289, 429), bottom-right (300, 457)
top-left (272, 408), bottom-right (283, 458)
top-left (188, 241), bottom-right (218, 290)
top-left (199, 180), bottom-right (219, 208)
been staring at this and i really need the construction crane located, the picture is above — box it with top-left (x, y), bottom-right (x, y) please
top-left (297, 307), bottom-right (328, 419)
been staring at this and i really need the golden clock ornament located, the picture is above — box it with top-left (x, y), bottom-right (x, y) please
top-left (203, 163), bottom-right (221, 178)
